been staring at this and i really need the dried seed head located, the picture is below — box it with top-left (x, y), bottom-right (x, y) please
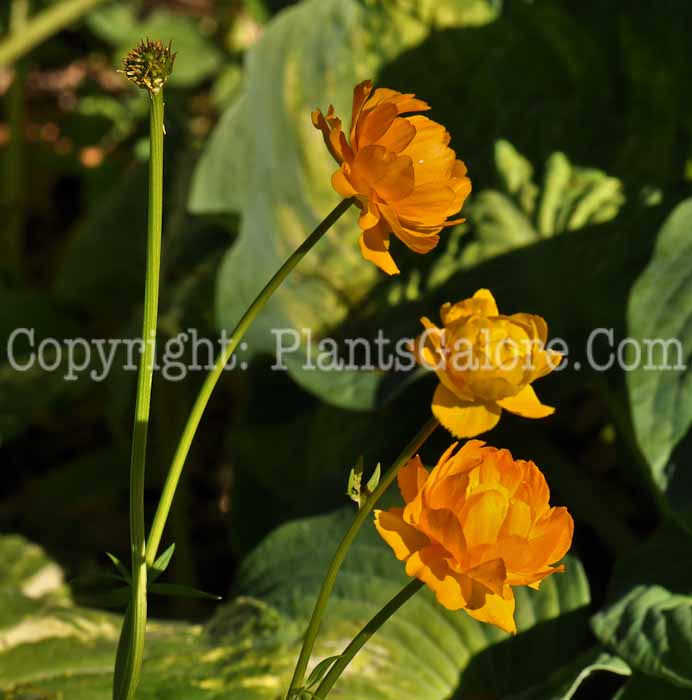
top-left (121, 39), bottom-right (176, 93)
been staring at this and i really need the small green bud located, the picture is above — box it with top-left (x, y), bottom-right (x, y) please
top-left (121, 38), bottom-right (176, 94)
top-left (347, 455), bottom-right (364, 506)
top-left (347, 457), bottom-right (380, 509)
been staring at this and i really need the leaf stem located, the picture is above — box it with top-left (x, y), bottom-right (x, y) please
top-left (0, 0), bottom-right (107, 67)
top-left (145, 197), bottom-right (355, 566)
top-left (285, 416), bottom-right (438, 698)
top-left (112, 88), bottom-right (165, 700)
top-left (313, 579), bottom-right (425, 699)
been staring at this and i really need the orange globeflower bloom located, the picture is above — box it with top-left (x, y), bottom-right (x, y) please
top-left (312, 80), bottom-right (471, 275)
top-left (375, 440), bottom-right (573, 633)
top-left (414, 289), bottom-right (562, 438)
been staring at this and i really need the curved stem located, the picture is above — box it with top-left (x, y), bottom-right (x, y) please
top-left (0, 0), bottom-right (107, 67)
top-left (146, 197), bottom-right (354, 566)
top-left (112, 89), bottom-right (165, 700)
top-left (313, 579), bottom-right (424, 699)
top-left (286, 416), bottom-right (438, 698)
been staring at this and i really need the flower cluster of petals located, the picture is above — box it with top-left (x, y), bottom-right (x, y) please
top-left (413, 289), bottom-right (563, 437)
top-left (375, 440), bottom-right (573, 633)
top-left (313, 80), bottom-right (471, 274)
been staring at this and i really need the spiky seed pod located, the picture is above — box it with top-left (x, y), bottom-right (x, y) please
top-left (121, 39), bottom-right (176, 94)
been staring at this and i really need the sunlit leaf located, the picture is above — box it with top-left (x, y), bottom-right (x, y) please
top-left (627, 198), bottom-right (692, 488)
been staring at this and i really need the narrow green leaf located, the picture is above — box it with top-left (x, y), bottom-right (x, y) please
top-left (365, 463), bottom-right (381, 496)
top-left (105, 552), bottom-right (131, 582)
top-left (150, 542), bottom-right (175, 581)
top-left (69, 571), bottom-right (129, 588)
top-left (149, 583), bottom-right (221, 601)
top-left (305, 655), bottom-right (342, 689)
top-left (79, 586), bottom-right (130, 608)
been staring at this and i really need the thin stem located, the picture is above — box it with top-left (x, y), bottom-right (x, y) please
top-left (313, 579), bottom-right (425, 699)
top-left (286, 416), bottom-right (438, 698)
top-left (0, 0), bottom-right (107, 67)
top-left (112, 89), bottom-right (165, 700)
top-left (145, 197), bottom-right (355, 566)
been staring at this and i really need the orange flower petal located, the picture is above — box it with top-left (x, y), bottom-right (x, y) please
top-left (312, 106), bottom-right (343, 164)
top-left (355, 103), bottom-right (398, 148)
top-left (514, 460), bottom-right (551, 519)
top-left (397, 455), bottom-right (430, 503)
top-left (394, 183), bottom-right (459, 225)
top-left (499, 499), bottom-right (533, 539)
top-left (448, 160), bottom-right (472, 212)
top-left (424, 473), bottom-right (470, 514)
top-left (331, 167), bottom-right (357, 198)
top-left (374, 508), bottom-right (430, 561)
top-left (379, 203), bottom-right (440, 254)
top-left (530, 349), bottom-right (564, 382)
top-left (405, 545), bottom-right (469, 610)
top-left (366, 88), bottom-right (430, 115)
top-left (403, 116), bottom-right (454, 186)
top-left (435, 440), bottom-right (485, 481)
top-left (497, 385), bottom-right (555, 419)
top-left (471, 289), bottom-right (499, 315)
top-left (358, 225), bottom-right (399, 275)
top-left (350, 80), bottom-right (373, 136)
top-left (466, 588), bottom-right (516, 634)
top-left (530, 506), bottom-right (574, 566)
top-left (431, 383), bottom-right (502, 438)
top-left (510, 563), bottom-right (564, 589)
top-left (460, 489), bottom-right (508, 549)
top-left (377, 117), bottom-right (417, 153)
top-left (512, 313), bottom-right (548, 344)
top-left (358, 200), bottom-right (381, 229)
top-left (440, 289), bottom-right (499, 325)
top-left (417, 508), bottom-right (468, 564)
top-left (466, 557), bottom-right (507, 597)
top-left (350, 146), bottom-right (415, 202)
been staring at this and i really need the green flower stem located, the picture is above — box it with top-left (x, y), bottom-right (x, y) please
top-left (145, 197), bottom-right (355, 567)
top-left (112, 89), bottom-right (166, 700)
top-left (0, 0), bottom-right (107, 67)
top-left (313, 579), bottom-right (425, 699)
top-left (286, 416), bottom-right (439, 698)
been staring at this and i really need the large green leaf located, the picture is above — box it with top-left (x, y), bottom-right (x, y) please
top-left (236, 508), bottom-right (591, 700)
top-left (0, 535), bottom-right (70, 611)
top-left (189, 0), bottom-right (498, 409)
top-left (627, 198), bottom-right (692, 488)
top-left (0, 535), bottom-right (294, 699)
top-left (592, 521), bottom-right (692, 690)
top-left (2, 516), bottom-right (591, 700)
top-left (506, 648), bottom-right (630, 700)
